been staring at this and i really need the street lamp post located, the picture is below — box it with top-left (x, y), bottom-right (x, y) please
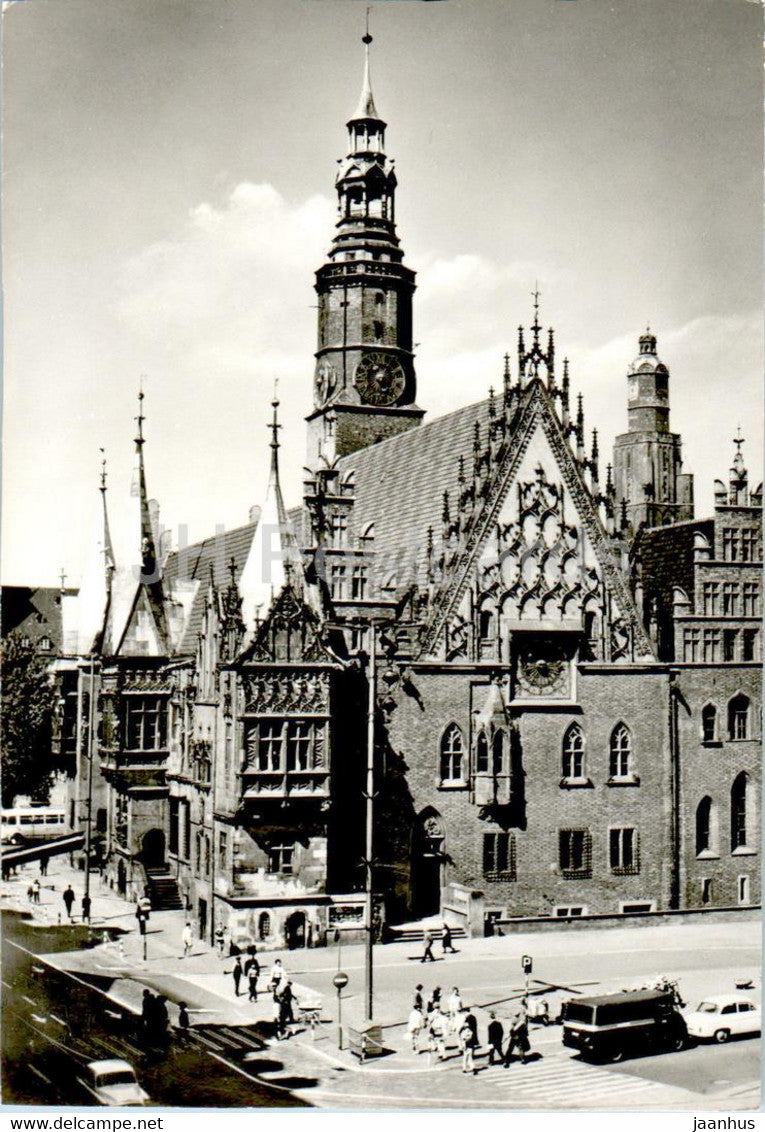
top-left (83, 654), bottom-right (98, 903)
top-left (364, 622), bottom-right (376, 1021)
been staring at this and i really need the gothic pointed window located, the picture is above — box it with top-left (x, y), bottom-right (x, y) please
top-left (609, 723), bottom-right (632, 780)
top-left (440, 724), bottom-right (464, 784)
top-left (731, 773), bottom-right (751, 851)
top-left (562, 724), bottom-right (585, 780)
top-left (492, 730), bottom-right (505, 776)
top-left (728, 694), bottom-right (750, 740)
top-left (476, 731), bottom-right (489, 775)
top-left (695, 796), bottom-right (716, 856)
top-left (701, 704), bottom-right (717, 744)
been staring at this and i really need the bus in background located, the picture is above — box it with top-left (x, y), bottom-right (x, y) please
top-left (1, 807), bottom-right (69, 846)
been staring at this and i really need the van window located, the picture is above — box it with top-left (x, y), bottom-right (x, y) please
top-left (720, 1004), bottom-right (736, 1015)
top-left (564, 1002), bottom-right (594, 1024)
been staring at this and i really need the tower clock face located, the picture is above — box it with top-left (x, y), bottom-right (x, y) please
top-left (354, 353), bottom-right (406, 407)
top-left (314, 358), bottom-right (337, 407)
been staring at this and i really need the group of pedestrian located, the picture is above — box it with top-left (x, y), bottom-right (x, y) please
top-left (230, 946), bottom-right (263, 1001)
top-left (140, 988), bottom-right (170, 1045)
top-left (420, 922), bottom-right (458, 963)
top-left (61, 883), bottom-right (91, 922)
top-left (407, 984), bottom-right (533, 1073)
top-left (27, 878), bottom-right (42, 904)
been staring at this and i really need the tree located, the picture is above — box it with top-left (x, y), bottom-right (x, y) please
top-left (1, 632), bottom-right (55, 806)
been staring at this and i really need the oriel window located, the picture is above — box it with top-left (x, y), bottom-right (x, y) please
top-left (124, 695), bottom-right (168, 752)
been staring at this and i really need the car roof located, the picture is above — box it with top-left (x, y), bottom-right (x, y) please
top-left (86, 1059), bottom-right (134, 1074)
top-left (572, 990), bottom-right (672, 1007)
top-left (696, 995), bottom-right (756, 1005)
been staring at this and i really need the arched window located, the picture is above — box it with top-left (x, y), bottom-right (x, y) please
top-left (492, 730), bottom-right (505, 776)
top-left (258, 911), bottom-right (271, 940)
top-left (731, 772), bottom-right (750, 851)
top-left (701, 704), bottom-right (717, 743)
top-left (696, 796), bottom-right (714, 855)
top-left (728, 694), bottom-right (750, 740)
top-left (562, 724), bottom-right (585, 779)
top-left (479, 609), bottom-right (493, 640)
top-left (476, 731), bottom-right (489, 775)
top-left (609, 723), bottom-right (632, 778)
top-left (440, 724), bottom-right (464, 783)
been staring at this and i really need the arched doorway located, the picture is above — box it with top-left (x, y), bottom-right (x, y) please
top-left (411, 810), bottom-right (444, 919)
top-left (285, 910), bottom-right (307, 950)
top-left (140, 828), bottom-right (166, 870)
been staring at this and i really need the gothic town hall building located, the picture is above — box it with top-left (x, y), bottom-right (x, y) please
top-left (50, 41), bottom-right (760, 949)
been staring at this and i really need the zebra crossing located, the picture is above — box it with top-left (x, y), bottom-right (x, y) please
top-left (453, 1056), bottom-right (678, 1107)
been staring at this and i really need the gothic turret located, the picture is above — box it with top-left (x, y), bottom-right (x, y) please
top-left (75, 452), bottom-right (115, 656)
top-left (239, 394), bottom-right (302, 638)
top-left (613, 329), bottom-right (694, 532)
top-left (306, 31), bottom-right (423, 464)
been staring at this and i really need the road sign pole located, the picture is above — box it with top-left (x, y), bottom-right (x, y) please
top-left (332, 970), bottom-right (348, 1050)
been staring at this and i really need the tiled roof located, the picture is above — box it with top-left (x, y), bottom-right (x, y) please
top-left (163, 522), bottom-right (256, 655)
top-left (1, 586), bottom-right (77, 653)
top-left (335, 398), bottom-right (491, 593)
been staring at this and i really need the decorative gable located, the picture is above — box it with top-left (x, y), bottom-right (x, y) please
top-left (421, 382), bottom-right (652, 663)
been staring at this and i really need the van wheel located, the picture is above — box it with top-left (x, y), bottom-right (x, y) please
top-left (713, 1029), bottom-right (730, 1044)
top-left (610, 1048), bottom-right (625, 1063)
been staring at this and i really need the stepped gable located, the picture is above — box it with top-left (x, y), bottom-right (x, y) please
top-left (163, 521), bottom-right (256, 655)
top-left (335, 396), bottom-right (491, 594)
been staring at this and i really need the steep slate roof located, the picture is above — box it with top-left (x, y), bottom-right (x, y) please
top-left (1, 586), bottom-right (77, 653)
top-left (164, 522), bottom-right (256, 656)
top-left (336, 397), bottom-right (492, 593)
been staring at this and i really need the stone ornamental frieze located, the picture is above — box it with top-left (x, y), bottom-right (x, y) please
top-left (242, 671), bottom-right (330, 716)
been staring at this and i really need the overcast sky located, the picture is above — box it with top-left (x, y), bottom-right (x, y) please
top-left (2, 0), bottom-right (762, 586)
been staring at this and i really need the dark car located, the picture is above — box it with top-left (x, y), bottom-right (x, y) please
top-left (562, 990), bottom-right (687, 1063)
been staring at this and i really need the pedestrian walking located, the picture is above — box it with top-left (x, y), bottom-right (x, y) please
top-left (244, 945), bottom-right (258, 975)
top-left (407, 1005), bottom-right (425, 1052)
top-left (40, 858), bottom-right (48, 878)
top-left (154, 995), bottom-right (170, 1043)
top-left (503, 1010), bottom-right (531, 1067)
top-left (27, 883), bottom-right (35, 905)
top-left (459, 1011), bottom-right (479, 1074)
top-left (414, 984), bottom-right (424, 1011)
top-left (176, 1002), bottom-right (190, 1044)
top-left (427, 1007), bottom-right (447, 1063)
top-left (487, 1011), bottom-right (504, 1065)
top-left (215, 924), bottom-right (225, 957)
top-left (420, 929), bottom-right (435, 963)
top-left (232, 956), bottom-right (243, 996)
top-left (248, 961), bottom-right (260, 1002)
top-left (140, 989), bottom-right (155, 1041)
top-left (181, 922), bottom-right (193, 958)
top-left (279, 980), bottom-right (295, 1035)
top-left (447, 986), bottom-right (463, 1022)
top-left (427, 986), bottom-right (442, 1016)
top-left (63, 885), bottom-right (75, 920)
top-left (441, 922), bottom-right (457, 954)
top-left (32, 878), bottom-right (41, 904)
top-left (81, 893), bottom-right (91, 923)
top-left (269, 958), bottom-right (284, 993)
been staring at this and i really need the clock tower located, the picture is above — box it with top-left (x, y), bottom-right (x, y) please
top-left (307, 33), bottom-right (424, 464)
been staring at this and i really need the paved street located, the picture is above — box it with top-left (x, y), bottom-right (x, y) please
top-left (2, 857), bottom-right (761, 1110)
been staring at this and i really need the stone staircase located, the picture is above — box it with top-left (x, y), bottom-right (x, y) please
top-left (144, 866), bottom-right (184, 911)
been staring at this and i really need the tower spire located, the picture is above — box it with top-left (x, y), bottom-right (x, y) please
top-left (76, 448), bottom-right (116, 655)
top-left (131, 384), bottom-right (158, 582)
top-left (351, 17), bottom-right (381, 124)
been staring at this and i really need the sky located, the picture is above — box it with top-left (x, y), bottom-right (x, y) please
top-left (2, 0), bottom-right (762, 586)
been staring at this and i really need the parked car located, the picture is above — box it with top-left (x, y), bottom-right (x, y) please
top-left (562, 990), bottom-right (687, 1062)
top-left (683, 996), bottom-right (761, 1043)
top-left (76, 1059), bottom-right (149, 1106)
